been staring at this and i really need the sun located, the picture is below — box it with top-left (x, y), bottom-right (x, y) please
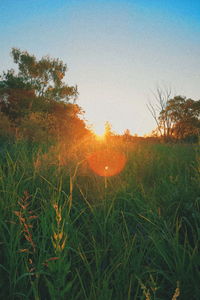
top-left (92, 123), bottom-right (106, 140)
top-left (95, 133), bottom-right (105, 141)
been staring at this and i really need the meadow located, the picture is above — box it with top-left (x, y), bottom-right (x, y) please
top-left (0, 139), bottom-right (199, 300)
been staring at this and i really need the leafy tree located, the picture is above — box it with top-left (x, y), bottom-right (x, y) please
top-left (162, 96), bottom-right (200, 140)
top-left (10, 48), bottom-right (78, 101)
top-left (0, 112), bottom-right (14, 140)
top-left (0, 48), bottom-right (78, 119)
top-left (0, 81), bottom-right (36, 121)
top-left (148, 88), bottom-right (200, 141)
top-left (0, 48), bottom-right (88, 143)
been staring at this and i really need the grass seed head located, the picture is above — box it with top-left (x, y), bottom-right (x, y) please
top-left (172, 281), bottom-right (180, 300)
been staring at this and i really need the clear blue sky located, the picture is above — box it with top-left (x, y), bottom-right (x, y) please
top-left (1, 0), bottom-right (200, 135)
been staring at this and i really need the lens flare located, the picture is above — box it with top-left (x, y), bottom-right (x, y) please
top-left (87, 150), bottom-right (126, 177)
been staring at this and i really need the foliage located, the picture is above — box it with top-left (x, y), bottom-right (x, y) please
top-left (0, 112), bottom-right (14, 138)
top-left (0, 49), bottom-right (89, 143)
top-left (148, 87), bottom-right (200, 141)
top-left (161, 96), bottom-right (200, 140)
top-left (9, 48), bottom-right (77, 101)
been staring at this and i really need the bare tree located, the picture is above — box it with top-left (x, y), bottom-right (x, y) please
top-left (147, 86), bottom-right (173, 138)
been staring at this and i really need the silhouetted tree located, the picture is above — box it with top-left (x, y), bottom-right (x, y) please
top-left (123, 129), bottom-right (131, 141)
top-left (161, 96), bottom-right (200, 140)
top-left (148, 87), bottom-right (200, 141)
top-left (147, 86), bottom-right (173, 138)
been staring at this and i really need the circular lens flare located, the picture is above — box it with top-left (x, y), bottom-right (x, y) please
top-left (87, 150), bottom-right (126, 177)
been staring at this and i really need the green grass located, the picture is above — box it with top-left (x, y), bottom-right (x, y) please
top-left (0, 141), bottom-right (199, 299)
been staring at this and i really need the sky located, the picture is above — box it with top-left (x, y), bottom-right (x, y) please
top-left (1, 0), bottom-right (200, 136)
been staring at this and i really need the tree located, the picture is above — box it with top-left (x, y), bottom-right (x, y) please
top-left (0, 49), bottom-right (88, 143)
top-left (148, 87), bottom-right (200, 141)
top-left (0, 49), bottom-right (78, 120)
top-left (162, 96), bottom-right (200, 140)
top-left (104, 121), bottom-right (113, 138)
top-left (147, 86), bottom-right (173, 138)
top-left (10, 48), bottom-right (78, 101)
top-left (123, 129), bottom-right (131, 142)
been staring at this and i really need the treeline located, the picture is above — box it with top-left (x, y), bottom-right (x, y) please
top-left (0, 49), bottom-right (90, 144)
top-left (0, 49), bottom-right (199, 145)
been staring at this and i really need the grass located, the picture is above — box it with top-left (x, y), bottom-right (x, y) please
top-left (0, 140), bottom-right (199, 299)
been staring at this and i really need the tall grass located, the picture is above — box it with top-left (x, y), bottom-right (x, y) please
top-left (0, 140), bottom-right (199, 299)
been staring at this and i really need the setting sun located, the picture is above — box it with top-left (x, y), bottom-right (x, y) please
top-left (92, 123), bottom-right (106, 140)
top-left (93, 123), bottom-right (105, 136)
top-left (95, 134), bottom-right (105, 141)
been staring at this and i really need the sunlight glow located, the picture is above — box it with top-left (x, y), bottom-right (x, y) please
top-left (92, 123), bottom-right (106, 140)
top-left (93, 123), bottom-right (106, 135)
top-left (95, 133), bottom-right (105, 141)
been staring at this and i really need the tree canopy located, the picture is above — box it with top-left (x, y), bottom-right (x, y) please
top-left (0, 49), bottom-right (88, 143)
top-left (0, 48), bottom-right (78, 101)
top-left (160, 96), bottom-right (200, 140)
top-left (148, 88), bottom-right (200, 142)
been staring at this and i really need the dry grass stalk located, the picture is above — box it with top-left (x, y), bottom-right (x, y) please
top-left (139, 280), bottom-right (151, 300)
top-left (172, 281), bottom-right (180, 300)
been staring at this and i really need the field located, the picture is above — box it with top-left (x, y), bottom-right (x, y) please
top-left (0, 140), bottom-right (200, 300)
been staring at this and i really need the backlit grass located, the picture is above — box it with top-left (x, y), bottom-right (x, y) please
top-left (0, 140), bottom-right (199, 299)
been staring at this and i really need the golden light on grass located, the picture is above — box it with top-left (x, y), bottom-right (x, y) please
top-left (87, 149), bottom-right (126, 177)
